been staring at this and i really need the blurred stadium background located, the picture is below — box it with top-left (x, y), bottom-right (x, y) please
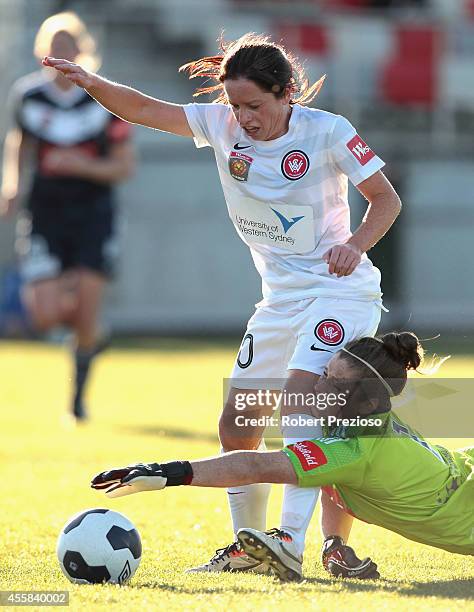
top-left (1, 4), bottom-right (473, 606)
top-left (1, 0), bottom-right (473, 338)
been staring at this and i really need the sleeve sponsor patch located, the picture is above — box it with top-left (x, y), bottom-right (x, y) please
top-left (288, 440), bottom-right (328, 471)
top-left (346, 135), bottom-right (375, 166)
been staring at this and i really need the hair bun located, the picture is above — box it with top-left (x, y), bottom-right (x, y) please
top-left (381, 332), bottom-right (423, 371)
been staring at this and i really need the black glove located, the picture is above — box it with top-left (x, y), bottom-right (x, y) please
top-left (91, 462), bottom-right (166, 497)
top-left (322, 535), bottom-right (380, 579)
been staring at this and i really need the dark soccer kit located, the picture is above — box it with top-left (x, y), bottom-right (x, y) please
top-left (12, 72), bottom-right (131, 282)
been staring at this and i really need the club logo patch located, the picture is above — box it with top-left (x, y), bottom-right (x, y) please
top-left (346, 135), bottom-right (375, 166)
top-left (289, 441), bottom-right (327, 471)
top-left (229, 151), bottom-right (253, 182)
top-left (281, 150), bottom-right (310, 180)
top-left (314, 319), bottom-right (345, 346)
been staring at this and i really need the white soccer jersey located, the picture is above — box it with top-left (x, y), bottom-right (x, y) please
top-left (184, 103), bottom-right (385, 306)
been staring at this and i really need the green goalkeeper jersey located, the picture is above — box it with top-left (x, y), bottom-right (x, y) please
top-left (283, 412), bottom-right (474, 555)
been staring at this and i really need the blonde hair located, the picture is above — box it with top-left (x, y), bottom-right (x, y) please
top-left (34, 11), bottom-right (100, 72)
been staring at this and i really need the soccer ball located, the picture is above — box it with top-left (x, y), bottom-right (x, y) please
top-left (57, 508), bottom-right (142, 584)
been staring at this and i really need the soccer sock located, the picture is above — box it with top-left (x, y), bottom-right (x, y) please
top-left (72, 347), bottom-right (96, 417)
top-left (280, 413), bottom-right (322, 558)
top-left (225, 439), bottom-right (271, 536)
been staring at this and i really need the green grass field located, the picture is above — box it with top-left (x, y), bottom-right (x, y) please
top-left (1, 340), bottom-right (473, 611)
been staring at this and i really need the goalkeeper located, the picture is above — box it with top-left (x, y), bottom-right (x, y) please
top-left (92, 331), bottom-right (474, 582)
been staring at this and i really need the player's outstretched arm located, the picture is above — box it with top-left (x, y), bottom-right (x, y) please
top-left (42, 57), bottom-right (193, 137)
top-left (91, 450), bottom-right (296, 498)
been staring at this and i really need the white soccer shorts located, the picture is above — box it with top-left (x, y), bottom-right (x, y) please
top-left (230, 297), bottom-right (382, 389)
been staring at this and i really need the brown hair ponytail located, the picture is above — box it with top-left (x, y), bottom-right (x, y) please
top-left (179, 32), bottom-right (325, 105)
top-left (380, 332), bottom-right (423, 372)
top-left (342, 332), bottom-right (425, 400)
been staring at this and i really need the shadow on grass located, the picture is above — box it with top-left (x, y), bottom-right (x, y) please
top-left (116, 424), bottom-right (219, 445)
top-left (133, 576), bottom-right (474, 599)
top-left (301, 576), bottom-right (474, 599)
top-left (133, 581), bottom-right (278, 595)
top-left (116, 424), bottom-right (283, 449)
top-left (397, 577), bottom-right (474, 598)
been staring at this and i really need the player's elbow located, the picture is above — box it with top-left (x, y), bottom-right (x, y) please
top-left (380, 188), bottom-right (402, 220)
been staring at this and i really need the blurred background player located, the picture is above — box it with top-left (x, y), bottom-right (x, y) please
top-left (42, 32), bottom-right (401, 574)
top-left (0, 12), bottom-right (135, 421)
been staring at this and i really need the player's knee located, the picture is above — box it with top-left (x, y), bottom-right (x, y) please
top-left (218, 415), bottom-right (259, 452)
top-left (218, 418), bottom-right (241, 451)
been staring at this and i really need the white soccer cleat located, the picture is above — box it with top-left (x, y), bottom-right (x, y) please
top-left (185, 541), bottom-right (270, 574)
top-left (237, 527), bottom-right (303, 582)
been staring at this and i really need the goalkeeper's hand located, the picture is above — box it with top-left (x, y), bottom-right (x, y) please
top-left (91, 463), bottom-right (166, 498)
top-left (322, 536), bottom-right (380, 579)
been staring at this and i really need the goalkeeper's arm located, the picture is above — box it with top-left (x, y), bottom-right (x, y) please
top-left (91, 450), bottom-right (297, 498)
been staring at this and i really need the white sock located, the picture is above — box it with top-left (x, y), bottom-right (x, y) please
top-left (225, 439), bottom-right (271, 535)
top-left (280, 413), bottom-right (322, 558)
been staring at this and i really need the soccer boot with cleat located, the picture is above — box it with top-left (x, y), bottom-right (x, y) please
top-left (237, 527), bottom-right (303, 582)
top-left (185, 541), bottom-right (270, 574)
top-left (322, 535), bottom-right (380, 579)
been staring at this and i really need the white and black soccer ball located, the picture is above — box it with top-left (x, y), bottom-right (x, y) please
top-left (57, 508), bottom-right (141, 584)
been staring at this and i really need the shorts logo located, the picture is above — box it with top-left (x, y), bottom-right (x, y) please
top-left (281, 150), bottom-right (310, 180)
top-left (289, 441), bottom-right (327, 471)
top-left (346, 135), bottom-right (375, 166)
top-left (314, 319), bottom-right (345, 346)
top-left (229, 151), bottom-right (253, 182)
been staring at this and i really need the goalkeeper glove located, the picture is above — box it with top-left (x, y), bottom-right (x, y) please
top-left (91, 461), bottom-right (193, 498)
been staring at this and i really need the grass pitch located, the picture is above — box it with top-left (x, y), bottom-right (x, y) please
top-left (0, 340), bottom-right (473, 611)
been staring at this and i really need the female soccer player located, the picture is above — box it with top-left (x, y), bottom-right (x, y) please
top-left (0, 13), bottom-right (135, 420)
top-left (43, 33), bottom-right (401, 573)
top-left (92, 331), bottom-right (474, 582)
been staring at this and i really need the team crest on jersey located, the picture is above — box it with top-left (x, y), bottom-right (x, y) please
top-left (346, 135), bottom-right (375, 166)
top-left (228, 151), bottom-right (253, 182)
top-left (281, 150), bottom-right (310, 181)
top-left (314, 319), bottom-right (345, 346)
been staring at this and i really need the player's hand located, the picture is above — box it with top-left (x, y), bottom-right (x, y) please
top-left (322, 535), bottom-right (380, 579)
top-left (322, 243), bottom-right (362, 277)
top-left (0, 194), bottom-right (19, 218)
top-left (91, 462), bottom-right (166, 498)
top-left (42, 57), bottom-right (97, 89)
